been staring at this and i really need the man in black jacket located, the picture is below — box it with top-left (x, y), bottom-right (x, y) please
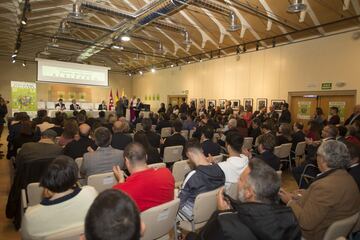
top-left (63, 123), bottom-right (97, 159)
top-left (344, 105), bottom-right (360, 125)
top-left (186, 159), bottom-right (301, 240)
top-left (201, 125), bottom-right (221, 156)
top-left (111, 121), bottom-right (132, 151)
top-left (292, 122), bottom-right (306, 151)
top-left (279, 103), bottom-right (291, 124)
top-left (160, 120), bottom-right (186, 156)
top-left (134, 118), bottom-right (160, 148)
top-left (178, 139), bottom-right (225, 220)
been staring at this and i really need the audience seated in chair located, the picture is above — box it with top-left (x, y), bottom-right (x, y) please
top-left (133, 131), bottom-right (161, 164)
top-left (8, 120), bottom-right (36, 159)
top-left (83, 189), bottom-right (144, 240)
top-left (248, 118), bottom-right (262, 145)
top-left (344, 141), bottom-right (360, 190)
top-left (200, 125), bottom-right (221, 157)
top-left (280, 140), bottom-right (360, 240)
top-left (112, 142), bottom-right (174, 212)
top-left (135, 118), bottom-right (161, 148)
top-left (160, 120), bottom-right (186, 157)
top-left (178, 139), bottom-right (225, 221)
top-left (291, 122), bottom-right (306, 151)
top-left (218, 131), bottom-right (248, 188)
top-left (276, 123), bottom-right (293, 146)
top-left (111, 120), bottom-right (133, 150)
top-left (58, 119), bottom-right (79, 147)
top-left (15, 129), bottom-right (63, 168)
top-left (80, 127), bottom-right (124, 183)
top-left (186, 159), bottom-right (301, 240)
top-left (64, 123), bottom-right (97, 159)
top-left (256, 133), bottom-right (280, 171)
top-left (21, 156), bottom-right (98, 239)
top-left (49, 112), bottom-right (65, 137)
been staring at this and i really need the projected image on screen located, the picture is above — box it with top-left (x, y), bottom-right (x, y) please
top-left (36, 58), bottom-right (109, 86)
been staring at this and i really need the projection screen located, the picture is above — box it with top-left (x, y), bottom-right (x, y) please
top-left (36, 58), bottom-right (110, 86)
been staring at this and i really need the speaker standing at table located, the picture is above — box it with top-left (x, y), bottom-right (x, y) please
top-left (70, 99), bottom-right (81, 110)
top-left (54, 98), bottom-right (66, 110)
top-left (98, 100), bottom-right (108, 111)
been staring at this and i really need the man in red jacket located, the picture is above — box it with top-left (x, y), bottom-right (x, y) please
top-left (112, 142), bottom-right (175, 212)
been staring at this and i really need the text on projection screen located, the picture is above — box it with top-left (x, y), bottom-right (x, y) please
top-left (36, 58), bottom-right (110, 86)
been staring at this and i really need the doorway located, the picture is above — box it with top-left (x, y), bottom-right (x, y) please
top-left (167, 95), bottom-right (187, 107)
top-left (289, 90), bottom-right (356, 125)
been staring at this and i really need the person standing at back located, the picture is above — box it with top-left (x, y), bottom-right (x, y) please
top-left (279, 103), bottom-right (291, 124)
top-left (328, 106), bottom-right (340, 125)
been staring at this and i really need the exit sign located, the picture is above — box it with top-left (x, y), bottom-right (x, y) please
top-left (321, 83), bottom-right (332, 90)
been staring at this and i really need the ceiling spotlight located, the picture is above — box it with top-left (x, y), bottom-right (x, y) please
top-left (170, 64), bottom-right (174, 68)
top-left (256, 42), bottom-right (260, 51)
top-left (14, 49), bottom-right (18, 54)
top-left (69, 3), bottom-right (84, 19)
top-left (183, 31), bottom-right (192, 45)
top-left (121, 35), bottom-right (131, 42)
top-left (112, 45), bottom-right (124, 50)
top-left (128, 73), bottom-right (132, 77)
top-left (187, 60), bottom-right (191, 64)
top-left (272, 38), bottom-right (276, 48)
top-left (199, 58), bottom-right (203, 62)
top-left (21, 17), bottom-right (27, 25)
top-left (228, 12), bottom-right (241, 32)
top-left (236, 46), bottom-right (240, 55)
top-left (151, 67), bottom-right (156, 73)
top-left (243, 44), bottom-right (247, 52)
top-left (22, 61), bottom-right (26, 67)
top-left (12, 53), bottom-right (17, 58)
top-left (49, 38), bottom-right (59, 48)
top-left (139, 71), bottom-right (143, 75)
top-left (157, 42), bottom-right (164, 54)
top-left (288, 0), bottom-right (307, 13)
top-left (11, 58), bottom-right (16, 63)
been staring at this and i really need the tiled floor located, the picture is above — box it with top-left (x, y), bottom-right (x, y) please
top-left (0, 130), bottom-right (299, 240)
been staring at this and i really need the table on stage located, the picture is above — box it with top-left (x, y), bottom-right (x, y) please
top-left (48, 110), bottom-right (116, 118)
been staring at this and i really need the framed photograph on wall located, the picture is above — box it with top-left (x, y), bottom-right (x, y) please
top-left (207, 99), bottom-right (216, 109)
top-left (271, 99), bottom-right (285, 111)
top-left (199, 98), bottom-right (206, 108)
top-left (219, 99), bottom-right (226, 110)
top-left (243, 98), bottom-right (253, 110)
top-left (256, 98), bottom-right (268, 110)
top-left (231, 99), bottom-right (240, 110)
top-left (190, 98), bottom-right (197, 109)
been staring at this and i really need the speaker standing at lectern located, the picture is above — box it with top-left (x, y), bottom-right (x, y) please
top-left (70, 99), bottom-right (81, 110)
top-left (98, 100), bottom-right (107, 111)
top-left (55, 98), bottom-right (66, 110)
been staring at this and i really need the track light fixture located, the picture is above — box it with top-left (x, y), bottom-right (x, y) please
top-left (11, 58), bottom-right (16, 63)
top-left (139, 71), bottom-right (143, 75)
top-left (272, 38), bottom-right (276, 48)
top-left (288, 0), bottom-right (307, 13)
top-left (256, 42), bottom-right (260, 51)
top-left (121, 35), bottom-right (131, 42)
top-left (228, 12), bottom-right (241, 32)
top-left (22, 61), bottom-right (26, 67)
top-left (12, 53), bottom-right (17, 58)
top-left (243, 44), bottom-right (247, 52)
top-left (170, 64), bottom-right (174, 68)
top-left (183, 31), bottom-right (192, 45)
top-left (151, 67), bottom-right (156, 73)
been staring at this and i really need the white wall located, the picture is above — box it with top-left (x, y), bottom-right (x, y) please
top-left (133, 31), bottom-right (360, 110)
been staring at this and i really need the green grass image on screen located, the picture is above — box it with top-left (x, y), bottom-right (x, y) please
top-left (12, 88), bottom-right (37, 111)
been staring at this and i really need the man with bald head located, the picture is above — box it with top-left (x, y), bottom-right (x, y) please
top-left (111, 120), bottom-right (133, 150)
top-left (64, 123), bottom-right (97, 159)
top-left (345, 105), bottom-right (360, 125)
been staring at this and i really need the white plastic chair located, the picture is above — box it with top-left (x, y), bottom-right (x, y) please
top-left (180, 130), bottom-right (189, 140)
top-left (163, 145), bottom-right (183, 163)
top-left (243, 137), bottom-right (253, 150)
top-left (278, 143), bottom-right (293, 169)
top-left (88, 172), bottom-right (117, 193)
top-left (172, 160), bottom-right (192, 188)
top-left (226, 182), bottom-right (238, 199)
top-left (178, 188), bottom-right (220, 232)
top-left (152, 125), bottom-right (157, 132)
top-left (148, 163), bottom-right (166, 169)
top-left (44, 224), bottom-right (84, 240)
top-left (323, 212), bottom-right (359, 240)
top-left (189, 129), bottom-right (195, 139)
top-left (211, 154), bottom-right (223, 163)
top-left (273, 145), bottom-right (282, 158)
top-left (161, 127), bottom-right (172, 138)
top-left (293, 141), bottom-right (306, 167)
top-left (136, 123), bottom-right (143, 132)
top-left (75, 157), bottom-right (83, 178)
top-left (141, 199), bottom-right (180, 240)
top-left (26, 182), bottom-right (44, 206)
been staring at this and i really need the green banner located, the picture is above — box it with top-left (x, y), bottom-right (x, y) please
top-left (11, 81), bottom-right (37, 116)
top-left (297, 101), bottom-right (311, 119)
